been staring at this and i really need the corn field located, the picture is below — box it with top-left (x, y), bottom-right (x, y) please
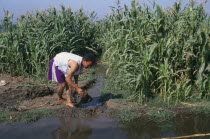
top-left (0, 1), bottom-right (209, 102)
top-left (99, 1), bottom-right (210, 102)
top-left (0, 6), bottom-right (99, 79)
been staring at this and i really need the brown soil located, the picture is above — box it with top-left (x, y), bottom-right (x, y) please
top-left (0, 70), bottom-right (100, 118)
top-left (104, 99), bottom-right (197, 115)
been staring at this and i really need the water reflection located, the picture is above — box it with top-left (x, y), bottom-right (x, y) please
top-left (52, 116), bottom-right (127, 139)
top-left (50, 114), bottom-right (210, 139)
top-left (0, 109), bottom-right (210, 138)
top-left (119, 114), bottom-right (210, 138)
top-left (173, 114), bottom-right (210, 137)
top-left (52, 117), bottom-right (92, 139)
top-left (119, 119), bottom-right (162, 139)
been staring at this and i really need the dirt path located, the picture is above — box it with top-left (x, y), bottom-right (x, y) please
top-left (0, 68), bottom-right (100, 122)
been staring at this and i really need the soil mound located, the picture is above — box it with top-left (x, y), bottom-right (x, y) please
top-left (0, 84), bottom-right (54, 111)
top-left (24, 85), bottom-right (54, 99)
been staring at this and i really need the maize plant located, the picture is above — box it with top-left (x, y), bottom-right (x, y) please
top-left (0, 6), bottom-right (99, 80)
top-left (98, 0), bottom-right (210, 102)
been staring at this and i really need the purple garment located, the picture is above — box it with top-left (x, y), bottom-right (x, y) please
top-left (48, 58), bottom-right (65, 83)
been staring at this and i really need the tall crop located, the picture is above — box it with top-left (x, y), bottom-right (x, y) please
top-left (0, 1), bottom-right (209, 102)
top-left (0, 6), bottom-right (99, 79)
top-left (99, 0), bottom-right (210, 102)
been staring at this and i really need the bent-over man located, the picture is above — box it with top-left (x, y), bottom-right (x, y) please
top-left (48, 52), bottom-right (95, 107)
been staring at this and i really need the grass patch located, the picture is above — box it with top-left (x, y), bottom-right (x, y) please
top-left (190, 106), bottom-right (210, 115)
top-left (16, 84), bottom-right (32, 89)
top-left (80, 75), bottom-right (96, 82)
top-left (99, 73), bottom-right (127, 103)
top-left (79, 68), bottom-right (96, 82)
top-left (146, 108), bottom-right (176, 122)
top-left (147, 96), bottom-right (183, 108)
top-left (189, 100), bottom-right (210, 115)
top-left (105, 104), bottom-right (176, 123)
top-left (86, 68), bottom-right (95, 74)
top-left (105, 98), bottom-right (210, 123)
top-left (105, 107), bottom-right (140, 122)
top-left (0, 108), bottom-right (58, 125)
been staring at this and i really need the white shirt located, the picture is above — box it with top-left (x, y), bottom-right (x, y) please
top-left (54, 52), bottom-right (83, 76)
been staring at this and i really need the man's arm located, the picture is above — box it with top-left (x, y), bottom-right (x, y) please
top-left (65, 60), bottom-right (83, 95)
top-left (74, 75), bottom-right (79, 85)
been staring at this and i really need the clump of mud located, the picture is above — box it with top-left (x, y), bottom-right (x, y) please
top-left (59, 106), bottom-right (101, 118)
top-left (72, 92), bottom-right (92, 104)
top-left (0, 85), bottom-right (54, 111)
top-left (24, 85), bottom-right (54, 99)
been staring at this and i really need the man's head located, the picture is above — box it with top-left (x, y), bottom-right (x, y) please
top-left (82, 53), bottom-right (96, 68)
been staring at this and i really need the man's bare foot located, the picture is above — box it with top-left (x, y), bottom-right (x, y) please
top-left (58, 97), bottom-right (74, 107)
top-left (65, 102), bottom-right (74, 107)
top-left (58, 97), bottom-right (66, 102)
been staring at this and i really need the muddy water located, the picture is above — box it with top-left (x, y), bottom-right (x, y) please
top-left (1, 114), bottom-right (210, 139)
top-left (1, 66), bottom-right (210, 139)
top-left (79, 66), bottom-right (105, 109)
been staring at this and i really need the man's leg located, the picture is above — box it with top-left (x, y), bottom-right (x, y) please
top-left (65, 85), bottom-right (74, 107)
top-left (57, 82), bottom-right (74, 107)
top-left (57, 82), bottom-right (66, 101)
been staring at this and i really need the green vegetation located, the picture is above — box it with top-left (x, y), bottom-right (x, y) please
top-left (189, 100), bottom-right (210, 114)
top-left (104, 101), bottom-right (176, 122)
top-left (79, 68), bottom-right (96, 82)
top-left (98, 0), bottom-right (210, 103)
top-left (146, 108), bottom-right (176, 121)
top-left (104, 98), bottom-right (210, 122)
top-left (0, 6), bottom-right (99, 80)
top-left (105, 107), bottom-right (140, 122)
top-left (0, 109), bottom-right (57, 124)
top-left (0, 1), bottom-right (209, 104)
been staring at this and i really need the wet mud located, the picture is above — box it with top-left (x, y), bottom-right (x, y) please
top-left (0, 67), bottom-right (101, 119)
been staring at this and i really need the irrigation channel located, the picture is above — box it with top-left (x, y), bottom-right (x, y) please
top-left (0, 66), bottom-right (210, 139)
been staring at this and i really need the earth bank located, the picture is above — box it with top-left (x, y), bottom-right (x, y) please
top-left (0, 66), bottom-right (210, 124)
top-left (0, 68), bottom-right (99, 124)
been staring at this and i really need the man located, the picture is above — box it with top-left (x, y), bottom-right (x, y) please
top-left (48, 52), bottom-right (95, 107)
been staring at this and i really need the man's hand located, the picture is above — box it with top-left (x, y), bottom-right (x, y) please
top-left (76, 87), bottom-right (84, 95)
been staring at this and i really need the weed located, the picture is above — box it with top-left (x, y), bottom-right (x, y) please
top-left (0, 109), bottom-right (58, 124)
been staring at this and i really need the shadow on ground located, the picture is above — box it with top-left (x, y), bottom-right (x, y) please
top-left (99, 93), bottom-right (123, 104)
